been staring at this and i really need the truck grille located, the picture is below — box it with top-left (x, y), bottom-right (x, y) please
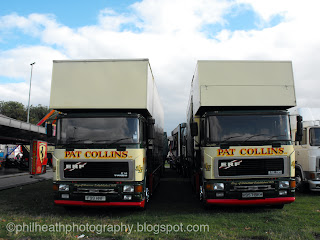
top-left (61, 160), bottom-right (134, 181)
top-left (217, 158), bottom-right (285, 177)
top-left (230, 184), bottom-right (275, 192)
top-left (75, 188), bottom-right (118, 194)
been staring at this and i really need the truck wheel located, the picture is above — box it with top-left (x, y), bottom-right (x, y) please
top-left (199, 186), bottom-right (210, 209)
top-left (295, 169), bottom-right (305, 192)
top-left (145, 187), bottom-right (150, 203)
top-left (199, 185), bottom-right (204, 201)
top-left (139, 188), bottom-right (150, 211)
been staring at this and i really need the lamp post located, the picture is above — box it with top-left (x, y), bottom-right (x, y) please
top-left (27, 62), bottom-right (35, 123)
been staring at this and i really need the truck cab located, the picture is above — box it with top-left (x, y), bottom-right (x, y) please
top-left (195, 110), bottom-right (296, 206)
top-left (294, 120), bottom-right (320, 191)
top-left (53, 112), bottom-right (152, 207)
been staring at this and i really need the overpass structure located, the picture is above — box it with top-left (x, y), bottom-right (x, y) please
top-left (0, 114), bottom-right (53, 144)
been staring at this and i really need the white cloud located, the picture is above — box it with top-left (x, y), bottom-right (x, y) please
top-left (98, 8), bottom-right (137, 31)
top-left (0, 13), bottom-right (57, 37)
top-left (131, 0), bottom-right (233, 34)
top-left (1, 0), bottom-right (320, 133)
top-left (0, 46), bottom-right (67, 105)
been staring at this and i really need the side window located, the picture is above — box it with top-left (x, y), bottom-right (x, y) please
top-left (140, 121), bottom-right (147, 143)
top-left (173, 133), bottom-right (178, 149)
top-left (200, 119), bottom-right (205, 145)
top-left (301, 129), bottom-right (307, 145)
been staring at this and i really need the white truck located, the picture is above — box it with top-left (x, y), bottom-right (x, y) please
top-left (49, 59), bottom-right (164, 209)
top-left (186, 60), bottom-right (300, 208)
top-left (290, 108), bottom-right (320, 191)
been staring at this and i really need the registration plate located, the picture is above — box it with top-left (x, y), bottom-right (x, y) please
top-left (242, 192), bottom-right (263, 198)
top-left (85, 196), bottom-right (106, 201)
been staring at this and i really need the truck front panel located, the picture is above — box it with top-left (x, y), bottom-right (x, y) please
top-left (53, 148), bottom-right (147, 207)
top-left (202, 145), bottom-right (295, 205)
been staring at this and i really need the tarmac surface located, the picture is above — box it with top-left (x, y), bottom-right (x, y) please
top-left (0, 167), bottom-right (53, 190)
top-left (148, 167), bottom-right (202, 212)
top-left (0, 167), bottom-right (28, 176)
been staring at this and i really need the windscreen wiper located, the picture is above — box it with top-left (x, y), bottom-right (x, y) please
top-left (240, 134), bottom-right (266, 144)
top-left (219, 135), bottom-right (243, 149)
top-left (64, 139), bottom-right (89, 151)
top-left (221, 135), bottom-right (243, 143)
top-left (263, 135), bottom-right (288, 147)
top-left (93, 137), bottom-right (133, 147)
top-left (263, 135), bottom-right (287, 142)
top-left (65, 138), bottom-right (132, 150)
top-left (65, 139), bottom-right (89, 144)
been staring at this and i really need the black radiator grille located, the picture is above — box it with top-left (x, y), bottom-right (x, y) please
top-left (217, 158), bottom-right (284, 177)
top-left (63, 161), bottom-right (129, 179)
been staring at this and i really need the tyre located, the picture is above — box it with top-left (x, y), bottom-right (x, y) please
top-left (138, 187), bottom-right (150, 211)
top-left (295, 169), bottom-right (306, 192)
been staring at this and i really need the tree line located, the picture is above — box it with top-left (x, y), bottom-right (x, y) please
top-left (0, 101), bottom-right (50, 125)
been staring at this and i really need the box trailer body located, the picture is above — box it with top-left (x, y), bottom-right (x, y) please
top-left (186, 60), bottom-right (297, 207)
top-left (50, 59), bottom-right (164, 209)
top-left (290, 108), bottom-right (320, 191)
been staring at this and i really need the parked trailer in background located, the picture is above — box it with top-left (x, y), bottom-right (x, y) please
top-left (50, 59), bottom-right (164, 209)
top-left (171, 123), bottom-right (188, 176)
top-left (290, 108), bottom-right (320, 191)
top-left (186, 60), bottom-right (301, 208)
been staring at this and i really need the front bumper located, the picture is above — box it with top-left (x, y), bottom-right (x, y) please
top-left (204, 178), bottom-right (295, 206)
top-left (54, 181), bottom-right (145, 208)
top-left (308, 180), bottom-right (320, 191)
top-left (206, 197), bottom-right (295, 206)
top-left (55, 200), bottom-right (145, 208)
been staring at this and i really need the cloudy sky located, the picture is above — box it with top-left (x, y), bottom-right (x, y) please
top-left (0, 0), bottom-right (320, 134)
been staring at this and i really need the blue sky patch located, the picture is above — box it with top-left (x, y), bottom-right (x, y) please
top-left (267, 14), bottom-right (285, 28)
top-left (0, 76), bottom-right (25, 84)
top-left (200, 6), bottom-right (258, 39)
top-left (0, 29), bottom-right (43, 50)
top-left (119, 22), bottom-right (143, 33)
top-left (0, 0), bottom-right (139, 28)
top-left (200, 5), bottom-right (284, 40)
top-left (226, 6), bottom-right (258, 31)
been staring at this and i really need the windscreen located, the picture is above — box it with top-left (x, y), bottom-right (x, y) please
top-left (206, 114), bottom-right (291, 143)
top-left (57, 117), bottom-right (140, 145)
top-left (310, 128), bottom-right (320, 146)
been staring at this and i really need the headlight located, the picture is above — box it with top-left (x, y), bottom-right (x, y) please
top-left (279, 190), bottom-right (287, 196)
top-left (216, 192), bottom-right (224, 197)
top-left (59, 184), bottom-right (69, 191)
top-left (61, 194), bottom-right (70, 199)
top-left (279, 181), bottom-right (289, 189)
top-left (123, 195), bottom-right (132, 200)
top-left (213, 183), bottom-right (224, 191)
top-left (310, 173), bottom-right (320, 180)
top-left (123, 185), bottom-right (134, 193)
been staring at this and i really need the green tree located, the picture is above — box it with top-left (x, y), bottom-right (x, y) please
top-left (0, 101), bottom-right (51, 124)
top-left (29, 104), bottom-right (50, 125)
top-left (0, 101), bottom-right (26, 121)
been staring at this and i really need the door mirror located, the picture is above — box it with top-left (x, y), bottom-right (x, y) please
top-left (46, 123), bottom-right (53, 138)
top-left (296, 115), bottom-right (303, 142)
top-left (148, 118), bottom-right (155, 139)
top-left (190, 122), bottom-right (198, 137)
